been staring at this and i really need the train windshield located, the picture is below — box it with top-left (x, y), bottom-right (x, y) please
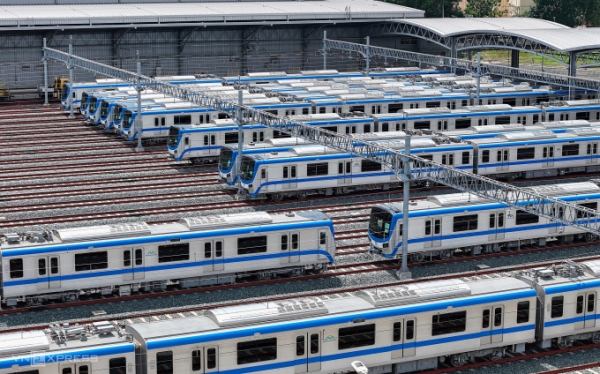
top-left (239, 156), bottom-right (255, 181)
top-left (89, 97), bottom-right (98, 113)
top-left (113, 105), bottom-right (123, 122)
top-left (219, 148), bottom-right (233, 171)
top-left (168, 127), bottom-right (180, 147)
top-left (81, 93), bottom-right (89, 110)
top-left (122, 111), bottom-right (133, 129)
top-left (100, 101), bottom-right (109, 117)
top-left (369, 207), bottom-right (393, 239)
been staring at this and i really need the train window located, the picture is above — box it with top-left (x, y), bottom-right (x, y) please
top-left (124, 250), bottom-right (131, 267)
top-left (533, 114), bottom-right (539, 123)
top-left (158, 243), bottom-right (190, 263)
top-left (63, 369), bottom-right (72, 374)
top-left (432, 311), bottom-right (467, 336)
top-left (589, 294), bottom-right (595, 313)
top-left (237, 338), bottom-right (277, 365)
top-left (455, 119), bottom-right (470, 129)
top-left (303, 108), bottom-right (309, 115)
top-left (453, 215), bottom-right (478, 232)
top-left (551, 296), bottom-right (564, 318)
top-left (204, 135), bottom-right (209, 146)
top-left (361, 160), bottom-right (382, 172)
top-left (281, 235), bottom-right (288, 251)
top-left (79, 365), bottom-right (89, 374)
top-left (261, 169), bottom-right (266, 179)
top-left (517, 302), bottom-right (529, 323)
top-left (291, 166), bottom-right (297, 178)
top-left (389, 103), bottom-right (403, 112)
top-left (108, 357), bottom-right (127, 374)
top-left (562, 144), bottom-right (580, 156)
top-left (154, 118), bottom-right (159, 127)
top-left (75, 252), bottom-right (108, 272)
top-left (205, 242), bottom-right (212, 258)
top-left (548, 113), bottom-right (555, 121)
top-left (338, 163), bottom-right (344, 174)
top-left (577, 202), bottom-right (598, 218)
top-left (38, 258), bottom-right (46, 276)
top-left (319, 107), bottom-right (326, 114)
top-left (292, 234), bottom-right (299, 250)
top-left (225, 132), bottom-right (239, 144)
top-left (489, 214), bottom-right (495, 228)
top-left (238, 236), bottom-right (267, 255)
top-left (320, 232), bottom-right (327, 245)
top-left (307, 163), bottom-right (329, 176)
top-left (597, 112), bottom-right (600, 120)
top-left (517, 147), bottom-right (535, 160)
top-left (425, 220), bottom-right (431, 235)
top-left (252, 132), bottom-right (258, 142)
top-left (260, 132), bottom-right (264, 142)
top-left (364, 124), bottom-right (371, 133)
top-left (482, 150), bottom-right (490, 163)
top-left (577, 295), bottom-right (584, 314)
top-left (382, 123), bottom-right (389, 132)
top-left (502, 98), bottom-right (516, 106)
top-left (310, 333), bottom-right (319, 354)
top-left (156, 351), bottom-right (173, 374)
top-left (283, 166), bottom-right (288, 178)
top-left (192, 350), bottom-right (201, 371)
top-left (441, 154), bottom-right (454, 165)
top-left (215, 241), bottom-right (223, 258)
top-left (494, 308), bottom-right (502, 327)
top-left (135, 249), bottom-right (143, 265)
top-left (174, 115), bottom-right (192, 125)
top-left (51, 257), bottom-right (59, 274)
top-left (434, 219), bottom-right (441, 235)
top-left (322, 126), bottom-right (337, 133)
top-left (338, 324), bottom-right (376, 350)
top-left (461, 152), bottom-right (470, 165)
top-left (312, 107), bottom-right (317, 114)
top-left (184, 137), bottom-right (189, 145)
top-left (207, 348), bottom-right (217, 369)
top-left (495, 116), bottom-right (510, 125)
top-left (482, 309), bottom-right (490, 328)
top-left (587, 144), bottom-right (599, 154)
top-left (393, 322), bottom-right (401, 341)
top-left (377, 105), bottom-right (381, 114)
top-left (296, 336), bottom-right (305, 355)
top-left (9, 259), bottom-right (23, 279)
top-left (498, 213), bottom-right (504, 227)
top-left (414, 121), bottom-right (430, 130)
top-left (462, 100), bottom-right (468, 107)
top-left (426, 101), bottom-right (441, 108)
top-left (515, 211), bottom-right (539, 225)
top-left (406, 320), bottom-right (414, 340)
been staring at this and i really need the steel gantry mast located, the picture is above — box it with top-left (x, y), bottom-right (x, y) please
top-left (43, 45), bottom-right (600, 237)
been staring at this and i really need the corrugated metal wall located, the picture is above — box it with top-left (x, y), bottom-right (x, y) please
top-left (0, 24), bottom-right (420, 88)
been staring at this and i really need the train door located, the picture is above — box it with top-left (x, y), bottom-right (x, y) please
top-left (423, 219), bottom-right (441, 248)
top-left (488, 213), bottom-right (505, 240)
top-left (203, 241), bottom-right (224, 271)
top-left (338, 160), bottom-right (352, 185)
top-left (37, 256), bottom-right (61, 290)
top-left (203, 134), bottom-right (217, 156)
top-left (281, 233), bottom-right (301, 264)
top-left (59, 363), bottom-right (91, 374)
top-left (123, 248), bottom-right (145, 281)
top-left (587, 143), bottom-right (598, 164)
top-left (543, 146), bottom-right (555, 167)
top-left (496, 149), bottom-right (509, 171)
top-left (575, 292), bottom-right (596, 329)
top-left (480, 306), bottom-right (503, 344)
top-left (391, 318), bottom-right (416, 359)
top-left (295, 332), bottom-right (321, 373)
top-left (283, 165), bottom-right (298, 189)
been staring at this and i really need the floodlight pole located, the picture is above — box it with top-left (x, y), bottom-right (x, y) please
top-left (42, 38), bottom-right (49, 105)
top-left (135, 51), bottom-right (144, 151)
top-left (397, 135), bottom-right (412, 280)
top-left (68, 36), bottom-right (75, 118)
top-left (237, 85), bottom-right (244, 195)
top-left (323, 31), bottom-right (327, 70)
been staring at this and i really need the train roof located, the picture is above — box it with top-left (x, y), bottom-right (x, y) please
top-left (466, 128), bottom-right (600, 144)
top-left (0, 211), bottom-right (330, 255)
top-left (126, 277), bottom-right (532, 347)
top-left (224, 137), bottom-right (314, 151)
top-left (517, 259), bottom-right (600, 292)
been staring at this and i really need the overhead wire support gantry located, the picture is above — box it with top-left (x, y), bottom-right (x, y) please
top-left (43, 45), bottom-right (600, 238)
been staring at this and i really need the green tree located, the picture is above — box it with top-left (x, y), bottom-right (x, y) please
top-left (385, 0), bottom-right (464, 18)
top-left (465, 0), bottom-right (500, 17)
top-left (531, 0), bottom-right (600, 27)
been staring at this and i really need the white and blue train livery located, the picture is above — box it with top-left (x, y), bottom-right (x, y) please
top-left (368, 181), bottom-right (600, 261)
top-left (0, 210), bottom-right (335, 307)
top-left (167, 119), bottom-right (274, 164)
top-left (542, 100), bottom-right (600, 122)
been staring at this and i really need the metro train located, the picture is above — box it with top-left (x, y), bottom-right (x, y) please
top-left (4, 258), bottom-right (600, 374)
top-left (368, 181), bottom-right (600, 260)
top-left (0, 210), bottom-right (335, 307)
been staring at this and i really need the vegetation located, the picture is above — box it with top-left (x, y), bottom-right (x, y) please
top-left (465, 0), bottom-right (501, 17)
top-left (385, 0), bottom-right (464, 18)
top-left (531, 0), bottom-right (600, 27)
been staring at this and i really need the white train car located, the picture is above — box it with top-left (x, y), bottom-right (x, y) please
top-left (126, 276), bottom-right (535, 374)
top-left (0, 211), bottom-right (335, 307)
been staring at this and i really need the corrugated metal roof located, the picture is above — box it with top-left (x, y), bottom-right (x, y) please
top-left (0, 0), bottom-right (424, 27)
top-left (503, 28), bottom-right (600, 52)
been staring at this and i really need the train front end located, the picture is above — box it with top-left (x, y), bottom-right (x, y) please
top-left (167, 126), bottom-right (183, 160)
top-left (218, 146), bottom-right (237, 185)
top-left (368, 204), bottom-right (397, 257)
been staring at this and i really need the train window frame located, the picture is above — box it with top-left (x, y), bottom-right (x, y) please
top-left (9, 258), bottom-right (23, 279)
top-left (453, 214), bottom-right (478, 232)
top-left (174, 115), bottom-right (192, 125)
top-left (320, 232), bottom-right (327, 245)
top-left (425, 220), bottom-right (431, 235)
top-left (551, 296), bottom-right (564, 318)
top-left (576, 111), bottom-right (591, 120)
top-left (124, 250), bottom-right (131, 267)
top-left (238, 236), bottom-right (268, 255)
top-left (75, 251), bottom-right (108, 272)
top-left (461, 152), bottom-right (470, 165)
top-left (50, 257), bottom-right (59, 274)
top-left (426, 101), bottom-right (441, 108)
top-left (414, 121), bottom-right (430, 130)
top-left (432, 311), bottom-right (467, 336)
top-left (498, 213), bottom-right (504, 227)
top-left (494, 307), bottom-right (502, 327)
top-left (577, 202), bottom-right (597, 218)
top-left (389, 103), bottom-right (403, 112)
top-left (109, 357), bottom-right (127, 374)
top-left (482, 150), bottom-right (490, 163)
top-left (224, 132), bottom-right (239, 144)
top-left (158, 243), bottom-right (190, 263)
top-left (205, 242), bottom-right (212, 258)
top-left (310, 333), bottom-right (319, 354)
top-left (577, 295), bottom-right (584, 314)
top-left (281, 235), bottom-right (288, 251)
top-left (393, 322), bottom-right (401, 342)
top-left (455, 119), bottom-right (470, 130)
top-left (364, 124), bottom-right (371, 133)
top-left (515, 210), bottom-right (539, 225)
top-left (338, 324), bottom-right (376, 350)
top-left (135, 249), bottom-right (143, 265)
top-left (292, 234), bottom-right (299, 250)
top-left (207, 348), bottom-right (217, 369)
top-left (489, 214), bottom-right (495, 228)
top-left (237, 337), bottom-right (277, 365)
top-left (382, 122), bottom-right (389, 132)
top-left (495, 116), bottom-right (510, 125)
top-left (562, 144), bottom-right (580, 156)
top-left (296, 336), bottom-right (305, 356)
top-left (156, 351), bottom-right (173, 374)
top-left (302, 108), bottom-right (309, 115)
top-left (215, 241), bottom-right (223, 258)
top-left (516, 147), bottom-right (536, 160)
top-left (589, 294), bottom-right (596, 313)
top-left (533, 114), bottom-right (539, 123)
top-left (307, 163), bottom-right (329, 176)
top-left (482, 309), bottom-right (490, 328)
top-left (261, 169), bottom-right (266, 179)
top-left (192, 350), bottom-right (201, 372)
top-left (361, 160), bottom-right (382, 172)
top-left (38, 258), bottom-right (46, 276)
top-left (406, 320), bottom-right (414, 340)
